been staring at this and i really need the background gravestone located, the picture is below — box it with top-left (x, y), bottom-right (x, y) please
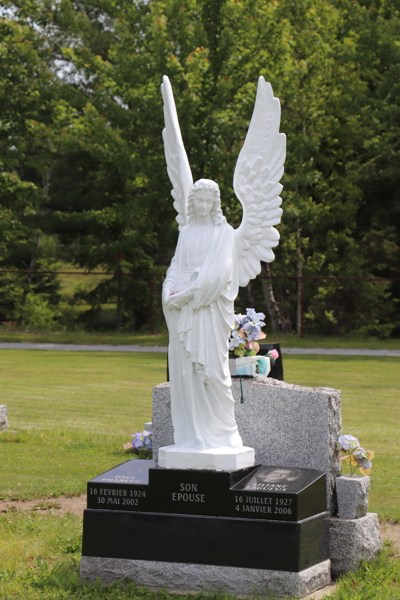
top-left (152, 377), bottom-right (341, 514)
top-left (0, 406), bottom-right (8, 432)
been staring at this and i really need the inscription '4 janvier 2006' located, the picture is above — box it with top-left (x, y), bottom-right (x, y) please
top-left (234, 494), bottom-right (293, 516)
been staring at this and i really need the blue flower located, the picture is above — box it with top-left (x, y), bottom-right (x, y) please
top-left (229, 330), bottom-right (244, 350)
top-left (234, 313), bottom-right (248, 329)
top-left (353, 448), bottom-right (370, 468)
top-left (246, 308), bottom-right (265, 322)
top-left (338, 434), bottom-right (360, 451)
top-left (132, 430), bottom-right (152, 450)
top-left (242, 309), bottom-right (266, 341)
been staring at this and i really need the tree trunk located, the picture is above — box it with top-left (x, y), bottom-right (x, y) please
top-left (18, 234), bottom-right (41, 327)
top-left (246, 280), bottom-right (255, 309)
top-left (296, 219), bottom-right (304, 337)
top-left (116, 271), bottom-right (122, 331)
top-left (18, 163), bottom-right (51, 327)
top-left (261, 262), bottom-right (286, 335)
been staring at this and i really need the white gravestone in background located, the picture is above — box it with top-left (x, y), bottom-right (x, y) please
top-left (159, 75), bottom-right (286, 471)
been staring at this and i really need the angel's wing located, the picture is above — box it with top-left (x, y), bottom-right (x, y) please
top-left (234, 76), bottom-right (286, 287)
top-left (161, 76), bottom-right (193, 229)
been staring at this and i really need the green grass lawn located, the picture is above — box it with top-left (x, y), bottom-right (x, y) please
top-left (0, 515), bottom-right (398, 600)
top-left (0, 350), bottom-right (398, 519)
top-left (285, 355), bottom-right (400, 522)
top-left (0, 351), bottom-right (166, 498)
top-left (0, 349), bottom-right (399, 599)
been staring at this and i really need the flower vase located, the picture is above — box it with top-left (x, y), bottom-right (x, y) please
top-left (229, 356), bottom-right (270, 377)
top-left (336, 475), bottom-right (370, 519)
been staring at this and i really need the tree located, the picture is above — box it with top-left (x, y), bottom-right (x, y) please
top-left (1, 0), bottom-right (399, 335)
top-left (0, 17), bottom-right (63, 325)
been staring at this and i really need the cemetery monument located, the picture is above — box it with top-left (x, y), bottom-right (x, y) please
top-left (80, 76), bottom-right (380, 598)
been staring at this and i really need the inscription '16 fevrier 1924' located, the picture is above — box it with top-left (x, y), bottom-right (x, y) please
top-left (87, 460), bottom-right (326, 522)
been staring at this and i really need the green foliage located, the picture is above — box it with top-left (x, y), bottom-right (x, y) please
top-left (0, 0), bottom-right (399, 335)
top-left (12, 293), bottom-right (59, 331)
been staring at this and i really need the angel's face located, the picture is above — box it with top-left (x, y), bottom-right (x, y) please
top-left (192, 190), bottom-right (215, 219)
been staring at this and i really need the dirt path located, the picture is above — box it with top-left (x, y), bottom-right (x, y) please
top-left (0, 494), bottom-right (87, 517)
top-left (1, 495), bottom-right (399, 552)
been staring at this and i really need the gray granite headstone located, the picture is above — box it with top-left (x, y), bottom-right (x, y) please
top-left (0, 405), bottom-right (8, 432)
top-left (152, 377), bottom-right (341, 514)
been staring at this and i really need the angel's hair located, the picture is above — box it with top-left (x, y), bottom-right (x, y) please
top-left (187, 179), bottom-right (227, 225)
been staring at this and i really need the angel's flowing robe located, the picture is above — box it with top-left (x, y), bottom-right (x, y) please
top-left (163, 221), bottom-right (243, 449)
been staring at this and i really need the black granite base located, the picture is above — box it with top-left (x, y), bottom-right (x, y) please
top-left (83, 460), bottom-right (329, 573)
top-left (82, 508), bottom-right (329, 572)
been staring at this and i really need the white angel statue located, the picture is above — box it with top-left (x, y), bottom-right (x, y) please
top-left (160, 75), bottom-right (285, 470)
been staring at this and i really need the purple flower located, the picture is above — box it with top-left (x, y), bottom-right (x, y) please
top-left (229, 330), bottom-right (244, 350)
top-left (353, 448), bottom-right (370, 468)
top-left (234, 313), bottom-right (248, 329)
top-left (246, 308), bottom-right (265, 322)
top-left (230, 308), bottom-right (266, 356)
top-left (242, 320), bottom-right (265, 341)
top-left (338, 434), bottom-right (360, 451)
top-left (132, 430), bottom-right (152, 451)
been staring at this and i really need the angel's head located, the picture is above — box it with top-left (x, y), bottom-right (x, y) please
top-left (187, 179), bottom-right (226, 225)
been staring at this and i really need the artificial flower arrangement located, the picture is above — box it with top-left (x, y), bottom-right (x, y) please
top-left (123, 430), bottom-right (153, 459)
top-left (229, 308), bottom-right (279, 363)
top-left (336, 434), bottom-right (374, 476)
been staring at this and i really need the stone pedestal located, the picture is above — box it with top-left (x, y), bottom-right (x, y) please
top-left (0, 405), bottom-right (8, 432)
top-left (336, 475), bottom-right (370, 519)
top-left (152, 378), bottom-right (341, 514)
top-left (158, 444), bottom-right (255, 470)
top-left (81, 557), bottom-right (332, 599)
top-left (328, 513), bottom-right (381, 577)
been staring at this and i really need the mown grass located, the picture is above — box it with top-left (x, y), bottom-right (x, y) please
top-left (0, 349), bottom-right (399, 599)
top-left (0, 350), bottom-right (399, 519)
top-left (329, 544), bottom-right (400, 600)
top-left (1, 329), bottom-right (400, 349)
top-left (285, 355), bottom-right (400, 522)
top-left (0, 351), bottom-right (166, 498)
top-left (0, 509), bottom-right (398, 599)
